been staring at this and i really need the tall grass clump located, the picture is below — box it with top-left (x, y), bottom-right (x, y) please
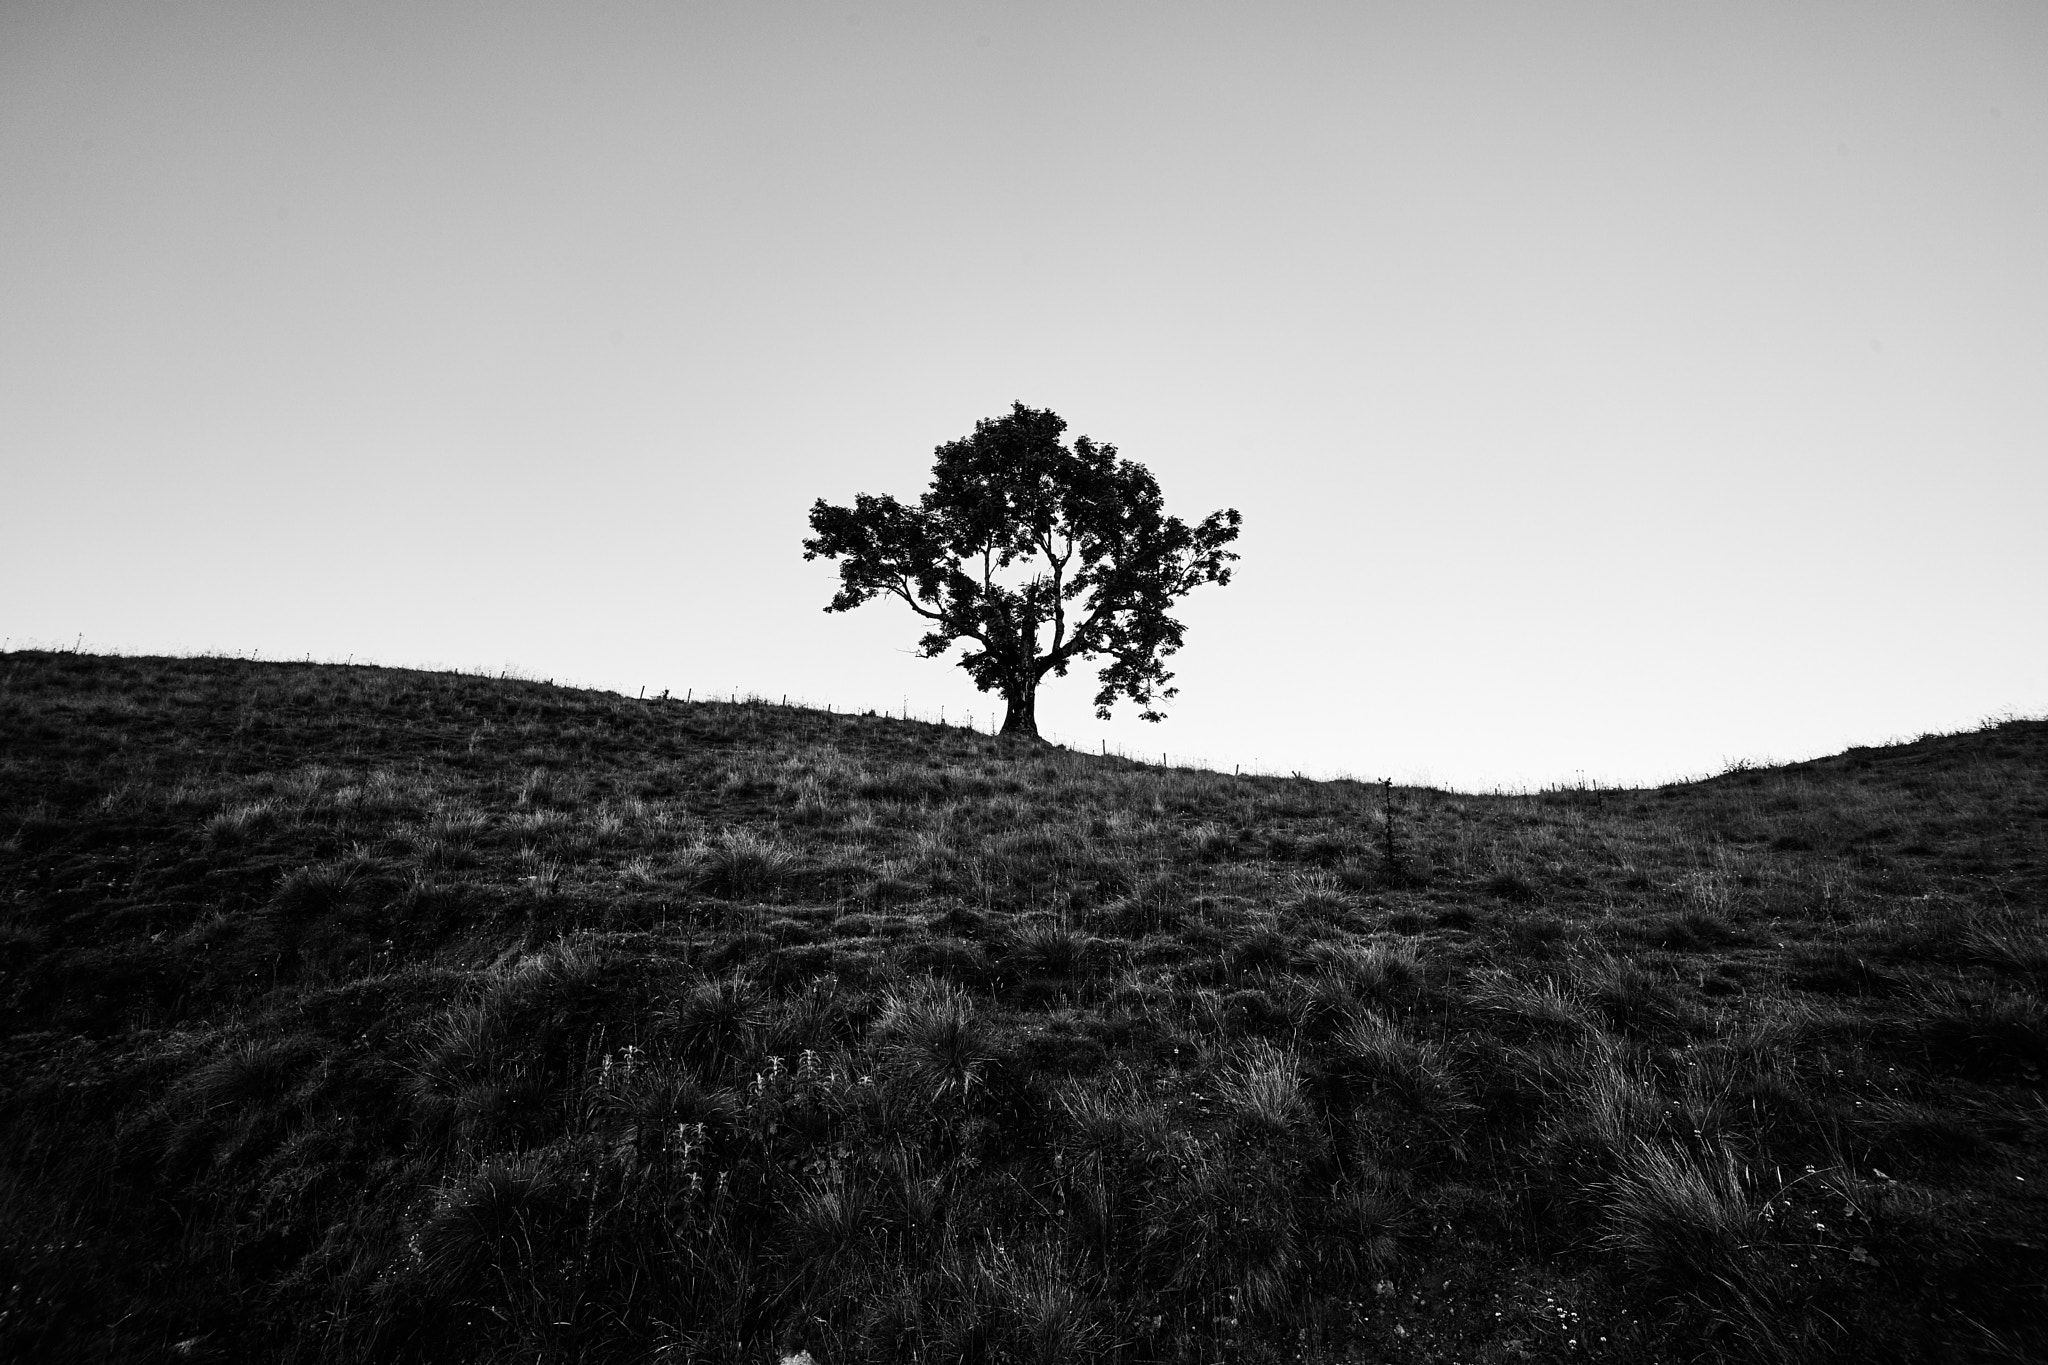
top-left (1213, 1039), bottom-right (1307, 1135)
top-left (694, 828), bottom-right (799, 899)
top-left (870, 978), bottom-right (994, 1104)
top-left (1329, 1012), bottom-right (1465, 1115)
top-left (1602, 1139), bottom-right (1761, 1287)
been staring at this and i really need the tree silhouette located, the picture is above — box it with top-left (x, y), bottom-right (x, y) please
top-left (803, 403), bottom-right (1241, 740)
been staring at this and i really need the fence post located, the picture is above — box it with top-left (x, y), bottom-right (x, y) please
top-left (1382, 778), bottom-right (1400, 879)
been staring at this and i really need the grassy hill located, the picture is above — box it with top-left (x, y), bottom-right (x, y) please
top-left (1, 650), bottom-right (2043, 1364)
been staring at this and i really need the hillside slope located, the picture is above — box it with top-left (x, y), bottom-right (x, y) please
top-left (1, 651), bottom-right (2043, 1363)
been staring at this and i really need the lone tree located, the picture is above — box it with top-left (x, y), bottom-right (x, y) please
top-left (803, 403), bottom-right (1242, 740)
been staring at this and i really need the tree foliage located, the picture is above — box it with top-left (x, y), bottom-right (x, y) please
top-left (803, 404), bottom-right (1241, 738)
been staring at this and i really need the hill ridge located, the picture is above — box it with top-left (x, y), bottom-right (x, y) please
top-left (1, 651), bottom-right (2043, 1363)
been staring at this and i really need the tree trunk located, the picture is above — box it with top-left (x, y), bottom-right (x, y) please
top-left (999, 676), bottom-right (1040, 739)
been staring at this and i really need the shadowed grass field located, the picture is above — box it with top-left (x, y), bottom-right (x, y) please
top-left (1, 650), bottom-right (2043, 1363)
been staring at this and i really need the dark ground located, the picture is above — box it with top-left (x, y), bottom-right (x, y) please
top-left (1, 650), bottom-right (2043, 1363)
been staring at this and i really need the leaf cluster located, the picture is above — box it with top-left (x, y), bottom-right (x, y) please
top-left (803, 403), bottom-right (1241, 721)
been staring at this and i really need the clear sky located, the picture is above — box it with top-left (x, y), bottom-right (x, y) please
top-left (4, 1), bottom-right (2043, 791)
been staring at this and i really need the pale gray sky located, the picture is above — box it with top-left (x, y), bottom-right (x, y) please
top-left (4, 1), bottom-right (2043, 790)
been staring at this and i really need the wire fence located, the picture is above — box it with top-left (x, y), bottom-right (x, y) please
top-left (612, 684), bottom-right (1371, 782)
top-left (16, 640), bottom-right (1905, 793)
top-left (0, 641), bottom-right (1374, 785)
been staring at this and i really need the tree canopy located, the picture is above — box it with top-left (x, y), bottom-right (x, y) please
top-left (802, 403), bottom-right (1241, 739)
